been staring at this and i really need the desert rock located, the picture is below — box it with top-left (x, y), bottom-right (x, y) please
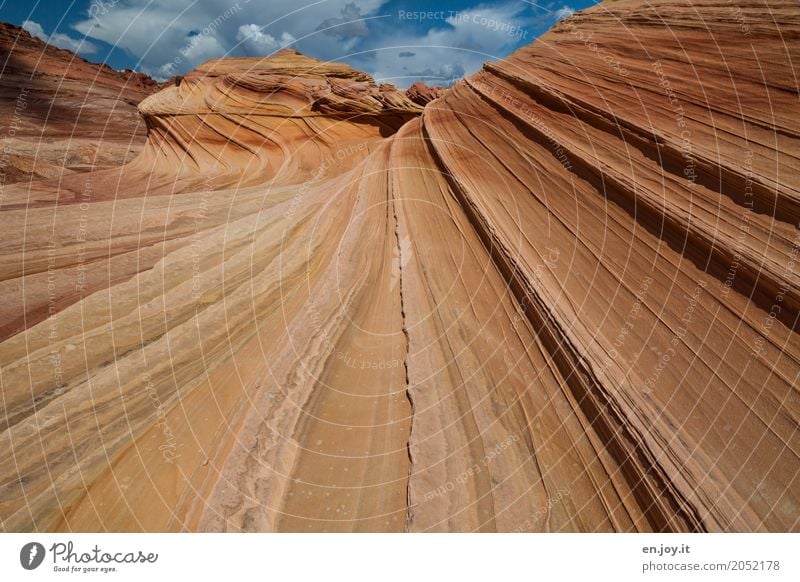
top-left (0, 0), bottom-right (798, 532)
top-left (0, 22), bottom-right (158, 185)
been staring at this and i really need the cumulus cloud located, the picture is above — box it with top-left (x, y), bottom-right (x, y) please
top-left (316, 2), bottom-right (369, 38)
top-left (23, 20), bottom-right (98, 55)
top-left (237, 25), bottom-right (296, 55)
top-left (73, 0), bottom-right (387, 78)
top-left (68, 0), bottom-right (545, 86)
top-left (182, 33), bottom-right (227, 62)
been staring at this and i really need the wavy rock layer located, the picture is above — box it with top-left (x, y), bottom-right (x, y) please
top-left (1, 0), bottom-right (799, 532)
top-left (405, 82), bottom-right (445, 106)
top-left (0, 23), bottom-right (158, 184)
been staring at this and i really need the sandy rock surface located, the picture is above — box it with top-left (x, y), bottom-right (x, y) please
top-left (0, 22), bottom-right (158, 184)
top-left (0, 0), bottom-right (798, 532)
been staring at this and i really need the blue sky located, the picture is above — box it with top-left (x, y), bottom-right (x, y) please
top-left (0, 0), bottom-right (599, 86)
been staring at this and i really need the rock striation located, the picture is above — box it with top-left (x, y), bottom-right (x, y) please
top-left (405, 82), bottom-right (445, 106)
top-left (0, 0), bottom-right (798, 532)
top-left (0, 22), bottom-right (158, 184)
top-left (133, 48), bottom-right (421, 180)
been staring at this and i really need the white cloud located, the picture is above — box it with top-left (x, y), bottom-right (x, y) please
top-left (22, 20), bottom-right (47, 39)
top-left (23, 20), bottom-right (98, 55)
top-left (554, 6), bottom-right (575, 21)
top-left (236, 25), bottom-right (296, 55)
top-left (72, 0), bottom-right (387, 77)
top-left (69, 0), bottom-right (542, 86)
top-left (156, 62), bottom-right (179, 79)
top-left (180, 33), bottom-right (227, 62)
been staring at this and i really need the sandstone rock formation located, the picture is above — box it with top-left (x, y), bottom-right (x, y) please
top-left (0, 22), bottom-right (158, 185)
top-left (0, 0), bottom-right (798, 532)
top-left (405, 82), bottom-right (445, 106)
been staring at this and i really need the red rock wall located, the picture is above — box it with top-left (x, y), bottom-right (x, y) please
top-left (0, 1), bottom-right (797, 532)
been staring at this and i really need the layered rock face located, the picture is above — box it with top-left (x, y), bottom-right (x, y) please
top-left (0, 22), bottom-right (158, 184)
top-left (405, 82), bottom-right (445, 106)
top-left (134, 49), bottom-right (421, 181)
top-left (1, 0), bottom-right (798, 532)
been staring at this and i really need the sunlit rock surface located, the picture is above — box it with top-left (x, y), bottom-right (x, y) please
top-left (405, 82), bottom-right (445, 106)
top-left (1, 0), bottom-right (798, 532)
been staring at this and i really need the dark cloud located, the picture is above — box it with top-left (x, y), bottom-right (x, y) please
top-left (316, 3), bottom-right (369, 39)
